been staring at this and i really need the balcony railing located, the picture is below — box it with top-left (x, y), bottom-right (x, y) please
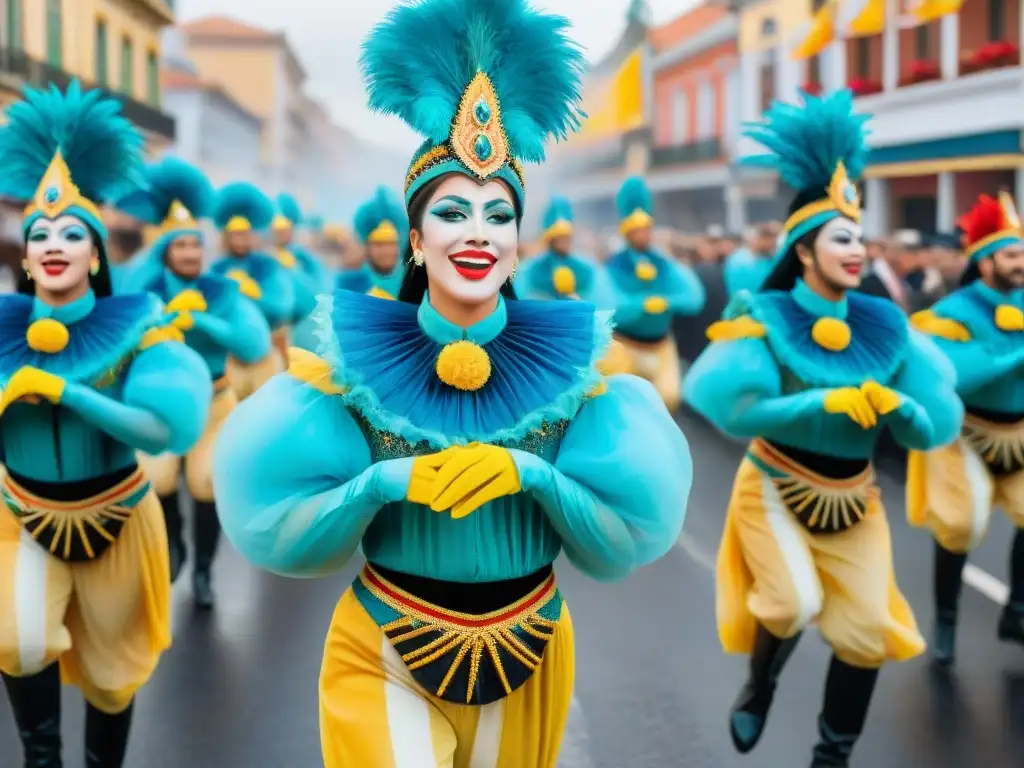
top-left (0, 48), bottom-right (175, 139)
top-left (649, 138), bottom-right (721, 168)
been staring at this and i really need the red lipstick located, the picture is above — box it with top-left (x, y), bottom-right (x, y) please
top-left (449, 249), bottom-right (497, 281)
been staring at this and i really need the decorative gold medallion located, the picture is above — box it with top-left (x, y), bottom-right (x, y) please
top-left (450, 72), bottom-right (509, 179)
top-left (24, 150), bottom-right (101, 224)
top-left (160, 200), bottom-right (197, 234)
top-left (827, 161), bottom-right (861, 222)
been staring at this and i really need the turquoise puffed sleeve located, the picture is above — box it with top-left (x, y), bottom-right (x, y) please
top-left (510, 375), bottom-right (691, 581)
top-left (61, 339), bottom-right (212, 456)
top-left (663, 259), bottom-right (706, 315)
top-left (212, 374), bottom-right (415, 578)
top-left (929, 334), bottom-right (1024, 395)
top-left (683, 337), bottom-right (829, 438)
top-left (885, 330), bottom-right (964, 450)
top-left (189, 296), bottom-right (272, 365)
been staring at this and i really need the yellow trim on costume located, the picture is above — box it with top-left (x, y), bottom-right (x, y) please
top-left (367, 220), bottom-right (399, 244)
top-left (271, 213), bottom-right (293, 230)
top-left (965, 228), bottom-right (1022, 261)
top-left (864, 154), bottom-right (1024, 179)
top-left (783, 160), bottom-right (860, 233)
top-left (287, 347), bottom-right (347, 394)
top-left (139, 325), bottom-right (185, 350)
top-left (451, 71), bottom-right (510, 179)
top-left (706, 315), bottom-right (766, 343)
top-left (619, 208), bottom-right (654, 236)
top-left (910, 309), bottom-right (971, 342)
top-left (159, 199), bottom-right (197, 235)
top-left (995, 304), bottom-right (1024, 332)
top-left (406, 145), bottom-right (451, 188)
top-left (26, 318), bottom-right (70, 354)
top-left (225, 216), bottom-right (251, 232)
top-left (23, 150), bottom-right (103, 224)
top-left (544, 219), bottom-right (574, 240)
top-left (367, 285), bottom-right (395, 300)
top-left (275, 249), bottom-right (297, 269)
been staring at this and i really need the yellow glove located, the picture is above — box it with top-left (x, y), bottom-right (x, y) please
top-left (0, 367), bottom-right (65, 416)
top-left (643, 295), bottom-right (668, 315)
top-left (171, 311), bottom-right (194, 331)
top-left (860, 380), bottom-right (902, 416)
top-left (430, 443), bottom-right (521, 519)
top-left (406, 447), bottom-right (462, 506)
top-left (367, 286), bottom-right (394, 300)
top-left (227, 270), bottom-right (263, 300)
top-left (165, 289), bottom-right (207, 314)
top-left (823, 387), bottom-right (877, 430)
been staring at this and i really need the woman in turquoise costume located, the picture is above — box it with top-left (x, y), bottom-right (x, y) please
top-left (271, 192), bottom-right (324, 350)
top-left (0, 82), bottom-right (211, 768)
top-left (336, 185), bottom-right (407, 299)
top-left (605, 175), bottom-right (705, 411)
top-left (208, 182), bottom-right (295, 399)
top-left (682, 89), bottom-right (963, 767)
top-left (515, 195), bottom-right (616, 309)
top-left (213, 1), bottom-right (691, 765)
top-left (116, 157), bottom-right (271, 609)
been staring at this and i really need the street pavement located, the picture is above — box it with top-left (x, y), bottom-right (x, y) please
top-left (2, 410), bottom-right (1023, 767)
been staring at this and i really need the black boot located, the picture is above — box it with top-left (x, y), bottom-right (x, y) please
top-left (810, 655), bottom-right (879, 767)
top-left (998, 528), bottom-right (1024, 646)
top-left (161, 492), bottom-right (186, 584)
top-left (728, 624), bottom-right (801, 753)
top-left (85, 700), bottom-right (133, 768)
top-left (192, 501), bottom-right (221, 610)
top-left (2, 663), bottom-right (62, 767)
top-left (933, 541), bottom-right (967, 666)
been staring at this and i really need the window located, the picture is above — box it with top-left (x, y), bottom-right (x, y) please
top-left (696, 78), bottom-right (715, 140)
top-left (857, 37), bottom-right (870, 79)
top-left (761, 17), bottom-right (777, 38)
top-left (146, 50), bottom-right (159, 106)
top-left (95, 20), bottom-right (108, 86)
top-left (915, 24), bottom-right (930, 59)
top-left (988, 0), bottom-right (1005, 41)
top-left (7, 0), bottom-right (23, 51)
top-left (45, 0), bottom-right (62, 67)
top-left (671, 89), bottom-right (688, 144)
top-left (760, 60), bottom-right (775, 113)
top-left (120, 36), bottom-right (134, 94)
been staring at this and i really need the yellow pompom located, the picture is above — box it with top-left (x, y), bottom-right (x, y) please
top-left (26, 318), bottom-right (69, 354)
top-left (995, 304), bottom-right (1024, 332)
top-left (435, 341), bottom-right (492, 391)
top-left (811, 317), bottom-right (851, 351)
top-left (635, 261), bottom-right (657, 281)
top-left (553, 265), bottom-right (576, 295)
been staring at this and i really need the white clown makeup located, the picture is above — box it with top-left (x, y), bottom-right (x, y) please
top-left (25, 215), bottom-right (97, 296)
top-left (806, 216), bottom-right (866, 292)
top-left (416, 174), bottom-right (518, 306)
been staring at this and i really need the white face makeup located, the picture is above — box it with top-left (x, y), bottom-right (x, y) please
top-left (809, 216), bottom-right (866, 291)
top-left (418, 174), bottom-right (518, 305)
top-left (25, 215), bottom-right (96, 295)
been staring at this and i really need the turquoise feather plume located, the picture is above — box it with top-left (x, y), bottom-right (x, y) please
top-left (354, 186), bottom-right (408, 243)
top-left (213, 182), bottom-right (274, 231)
top-left (543, 196), bottom-right (574, 229)
top-left (360, 0), bottom-right (586, 164)
top-left (741, 89), bottom-right (871, 192)
top-left (276, 193), bottom-right (303, 225)
top-left (117, 157), bottom-right (213, 225)
top-left (616, 176), bottom-right (653, 219)
top-left (0, 80), bottom-right (145, 207)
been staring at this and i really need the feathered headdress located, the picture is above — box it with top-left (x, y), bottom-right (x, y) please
top-left (361, 0), bottom-right (586, 208)
top-left (742, 89), bottom-right (870, 254)
top-left (273, 192), bottom-right (303, 231)
top-left (543, 195), bottom-right (575, 240)
top-left (0, 80), bottom-right (146, 241)
top-left (616, 176), bottom-right (654, 236)
top-left (213, 182), bottom-right (274, 233)
top-left (354, 186), bottom-right (408, 245)
top-left (958, 192), bottom-right (1023, 263)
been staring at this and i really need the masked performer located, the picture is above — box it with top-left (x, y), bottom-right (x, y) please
top-left (907, 192), bottom-right (1024, 665)
top-left (605, 176), bottom-right (705, 411)
top-left (336, 186), bottom-right (407, 299)
top-left (515, 196), bottom-right (616, 309)
top-left (272, 193), bottom-right (324, 351)
top-left (0, 82), bottom-right (211, 768)
top-left (682, 90), bottom-right (963, 768)
top-left (209, 182), bottom-right (295, 400)
top-left (213, 1), bottom-right (692, 765)
top-left (116, 158), bottom-right (271, 608)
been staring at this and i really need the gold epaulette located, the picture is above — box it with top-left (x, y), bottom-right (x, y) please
top-left (706, 315), bottom-right (766, 343)
top-left (287, 347), bottom-right (347, 394)
top-left (139, 325), bottom-right (185, 351)
top-left (910, 310), bottom-right (971, 342)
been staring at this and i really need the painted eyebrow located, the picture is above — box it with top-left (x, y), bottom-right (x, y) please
top-left (432, 195), bottom-right (472, 206)
top-left (484, 199), bottom-right (514, 210)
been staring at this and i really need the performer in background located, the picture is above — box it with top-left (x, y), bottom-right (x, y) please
top-left (683, 89), bottom-right (962, 767)
top-left (116, 157), bottom-right (271, 608)
top-left (605, 175), bottom-right (705, 411)
top-left (515, 195), bottom-right (616, 309)
top-left (908, 191), bottom-right (1024, 664)
top-left (272, 193), bottom-right (325, 351)
top-left (336, 186), bottom-right (406, 299)
top-left (209, 182), bottom-right (295, 399)
top-left (213, 0), bottom-right (692, 765)
top-left (723, 222), bottom-right (781, 298)
top-left (0, 82), bottom-right (210, 768)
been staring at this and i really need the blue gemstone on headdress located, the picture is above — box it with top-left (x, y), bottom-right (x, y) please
top-left (473, 99), bottom-right (492, 126)
top-left (843, 185), bottom-right (856, 204)
top-left (45, 186), bottom-right (59, 204)
top-left (474, 134), bottom-right (493, 162)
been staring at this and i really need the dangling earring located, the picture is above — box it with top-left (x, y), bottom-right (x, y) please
top-left (412, 249), bottom-right (425, 267)
top-left (21, 260), bottom-right (31, 281)
top-left (89, 259), bottom-right (100, 276)
top-left (509, 257), bottom-right (518, 281)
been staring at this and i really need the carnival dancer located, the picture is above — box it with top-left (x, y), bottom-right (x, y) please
top-left (605, 175), bottom-right (705, 411)
top-left (683, 89), bottom-right (963, 767)
top-left (336, 185), bottom-right (406, 298)
top-left (515, 195), bottom-right (616, 309)
top-left (116, 158), bottom-right (271, 608)
top-left (209, 182), bottom-right (295, 400)
top-left (0, 82), bottom-right (211, 767)
top-left (907, 192), bottom-right (1024, 664)
top-left (212, 1), bottom-right (692, 764)
top-left (271, 193), bottom-right (326, 351)
top-left (724, 222), bottom-right (781, 298)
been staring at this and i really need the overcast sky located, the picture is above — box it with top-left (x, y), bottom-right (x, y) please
top-left (176, 0), bottom-right (693, 150)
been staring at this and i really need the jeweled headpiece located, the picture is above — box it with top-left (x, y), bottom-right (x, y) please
top-left (354, 186), bottom-right (407, 245)
top-left (213, 182), bottom-right (274, 234)
top-left (742, 89), bottom-right (870, 256)
top-left (361, 0), bottom-right (586, 209)
top-left (616, 177), bottom-right (655, 236)
top-left (543, 195), bottom-right (575, 240)
top-left (0, 80), bottom-right (145, 242)
top-left (959, 191), bottom-right (1024, 263)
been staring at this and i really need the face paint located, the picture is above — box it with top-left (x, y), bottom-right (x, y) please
top-left (25, 215), bottom-right (95, 295)
top-left (810, 216), bottom-right (866, 292)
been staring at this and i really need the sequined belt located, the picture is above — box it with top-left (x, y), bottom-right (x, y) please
top-left (962, 412), bottom-right (1024, 477)
top-left (354, 564), bottom-right (562, 706)
top-left (3, 466), bottom-right (151, 562)
top-left (747, 439), bottom-right (877, 534)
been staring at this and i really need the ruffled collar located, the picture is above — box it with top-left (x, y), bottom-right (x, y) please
top-left (317, 291), bottom-right (610, 447)
top-left (791, 278), bottom-right (848, 319)
top-left (31, 289), bottom-right (96, 324)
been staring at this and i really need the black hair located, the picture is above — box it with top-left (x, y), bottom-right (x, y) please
top-left (17, 223), bottom-right (113, 298)
top-left (760, 187), bottom-right (831, 293)
top-left (397, 173), bottom-right (522, 304)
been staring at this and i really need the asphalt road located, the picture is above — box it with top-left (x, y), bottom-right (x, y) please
top-left (2, 411), bottom-right (1023, 767)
